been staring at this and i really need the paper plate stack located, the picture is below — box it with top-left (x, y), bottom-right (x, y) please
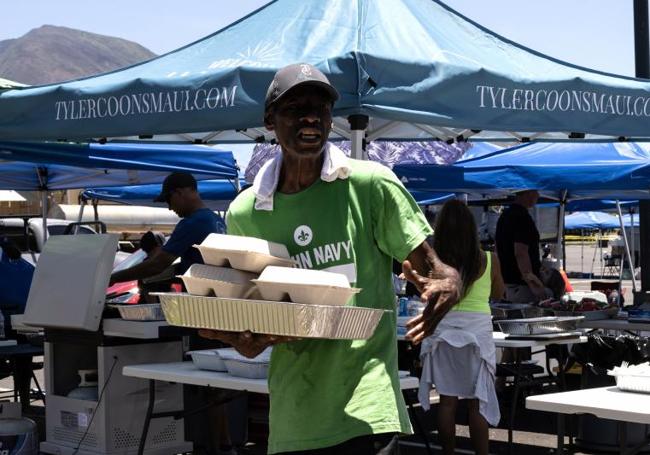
top-left (156, 234), bottom-right (384, 340)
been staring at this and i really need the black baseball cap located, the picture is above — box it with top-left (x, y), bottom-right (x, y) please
top-left (153, 172), bottom-right (197, 203)
top-left (265, 63), bottom-right (339, 109)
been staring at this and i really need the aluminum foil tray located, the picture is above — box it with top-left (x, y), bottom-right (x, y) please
top-left (495, 316), bottom-right (584, 335)
top-left (113, 304), bottom-right (165, 321)
top-left (552, 307), bottom-right (618, 320)
top-left (153, 293), bottom-right (385, 339)
top-left (489, 303), bottom-right (545, 320)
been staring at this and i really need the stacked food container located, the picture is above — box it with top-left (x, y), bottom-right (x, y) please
top-left (155, 234), bottom-right (385, 378)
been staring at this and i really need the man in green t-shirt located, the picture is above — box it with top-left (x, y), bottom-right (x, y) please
top-left (200, 63), bottom-right (462, 454)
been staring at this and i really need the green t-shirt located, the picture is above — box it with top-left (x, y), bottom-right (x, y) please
top-left (226, 158), bottom-right (432, 453)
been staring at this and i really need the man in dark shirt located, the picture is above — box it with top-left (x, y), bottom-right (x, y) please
top-left (109, 172), bottom-right (225, 284)
top-left (495, 190), bottom-right (546, 302)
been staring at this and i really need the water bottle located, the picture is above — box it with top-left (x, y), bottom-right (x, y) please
top-left (407, 299), bottom-right (424, 317)
top-left (398, 297), bottom-right (409, 317)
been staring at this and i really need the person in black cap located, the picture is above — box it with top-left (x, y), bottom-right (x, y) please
top-left (109, 172), bottom-right (225, 285)
top-left (200, 63), bottom-right (463, 455)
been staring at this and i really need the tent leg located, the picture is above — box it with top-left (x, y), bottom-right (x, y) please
top-left (581, 229), bottom-right (584, 276)
top-left (617, 201), bottom-right (637, 293)
top-left (41, 191), bottom-right (48, 246)
top-left (348, 115), bottom-right (368, 160)
top-left (75, 199), bottom-right (87, 235)
top-left (557, 198), bottom-right (566, 269)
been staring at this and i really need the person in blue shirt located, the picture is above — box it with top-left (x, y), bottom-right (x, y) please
top-left (108, 172), bottom-right (234, 454)
top-left (109, 172), bottom-right (225, 284)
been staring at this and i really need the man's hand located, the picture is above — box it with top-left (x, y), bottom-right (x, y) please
top-left (524, 272), bottom-right (547, 300)
top-left (402, 242), bottom-right (462, 345)
top-left (198, 329), bottom-right (298, 358)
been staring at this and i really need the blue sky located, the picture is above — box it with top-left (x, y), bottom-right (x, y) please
top-left (0, 1), bottom-right (637, 76)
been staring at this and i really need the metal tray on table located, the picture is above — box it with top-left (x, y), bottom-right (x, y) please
top-left (108, 304), bottom-right (165, 321)
top-left (495, 316), bottom-right (584, 336)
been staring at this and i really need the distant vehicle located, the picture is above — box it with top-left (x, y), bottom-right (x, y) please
top-left (0, 217), bottom-right (130, 267)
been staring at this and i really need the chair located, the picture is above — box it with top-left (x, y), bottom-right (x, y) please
top-left (602, 253), bottom-right (621, 278)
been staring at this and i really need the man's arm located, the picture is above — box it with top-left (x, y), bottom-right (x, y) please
top-left (109, 249), bottom-right (176, 285)
top-left (513, 242), bottom-right (545, 298)
top-left (402, 240), bottom-right (462, 344)
top-left (490, 251), bottom-right (506, 300)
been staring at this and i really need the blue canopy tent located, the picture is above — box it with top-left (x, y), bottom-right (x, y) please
top-left (82, 179), bottom-right (247, 212)
top-left (0, 142), bottom-right (238, 185)
top-left (395, 142), bottom-right (650, 203)
top-left (2, 0), bottom-right (650, 157)
top-left (565, 212), bottom-right (620, 231)
top-left (0, 142), bottom-right (238, 243)
top-left (395, 141), bottom-right (650, 287)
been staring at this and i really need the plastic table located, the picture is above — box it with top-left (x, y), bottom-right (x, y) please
top-left (527, 386), bottom-right (650, 454)
top-left (124, 361), bottom-right (424, 455)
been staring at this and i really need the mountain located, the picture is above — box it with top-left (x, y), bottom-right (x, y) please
top-left (0, 25), bottom-right (157, 85)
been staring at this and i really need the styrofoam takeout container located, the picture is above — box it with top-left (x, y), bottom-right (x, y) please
top-left (194, 234), bottom-right (295, 273)
top-left (219, 348), bottom-right (272, 379)
top-left (179, 264), bottom-right (258, 298)
top-left (153, 293), bottom-right (385, 340)
top-left (610, 372), bottom-right (650, 394)
top-left (252, 266), bottom-right (360, 306)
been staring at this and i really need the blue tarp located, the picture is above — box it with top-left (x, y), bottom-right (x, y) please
top-left (82, 179), bottom-right (246, 211)
top-left (395, 142), bottom-right (650, 202)
top-left (565, 212), bottom-right (620, 230)
top-left (0, 142), bottom-right (237, 190)
top-left (2, 0), bottom-right (650, 142)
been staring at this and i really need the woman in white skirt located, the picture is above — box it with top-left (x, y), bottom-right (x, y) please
top-left (418, 200), bottom-right (505, 455)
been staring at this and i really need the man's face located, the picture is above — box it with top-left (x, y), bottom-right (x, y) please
top-left (265, 85), bottom-right (333, 158)
top-left (516, 190), bottom-right (539, 208)
top-left (166, 188), bottom-right (192, 217)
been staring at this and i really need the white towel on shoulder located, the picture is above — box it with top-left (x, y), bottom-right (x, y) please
top-left (252, 143), bottom-right (352, 211)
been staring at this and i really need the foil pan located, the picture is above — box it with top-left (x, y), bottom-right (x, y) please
top-left (113, 303), bottom-right (165, 321)
top-left (153, 293), bottom-right (385, 339)
top-left (495, 316), bottom-right (584, 335)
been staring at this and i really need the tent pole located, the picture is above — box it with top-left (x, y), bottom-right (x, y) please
top-left (581, 229), bottom-right (584, 276)
top-left (629, 209), bottom-right (636, 273)
top-left (558, 193), bottom-right (567, 269)
top-left (617, 200), bottom-right (637, 292)
top-left (41, 191), bottom-right (48, 246)
top-left (348, 115), bottom-right (369, 160)
top-left (75, 198), bottom-right (87, 235)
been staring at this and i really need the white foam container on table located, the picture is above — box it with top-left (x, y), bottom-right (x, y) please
top-left (219, 348), bottom-right (271, 379)
top-left (252, 266), bottom-right (360, 306)
top-left (610, 372), bottom-right (650, 394)
top-left (194, 234), bottom-right (294, 273)
top-left (179, 264), bottom-right (258, 298)
top-left (153, 293), bottom-right (384, 340)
